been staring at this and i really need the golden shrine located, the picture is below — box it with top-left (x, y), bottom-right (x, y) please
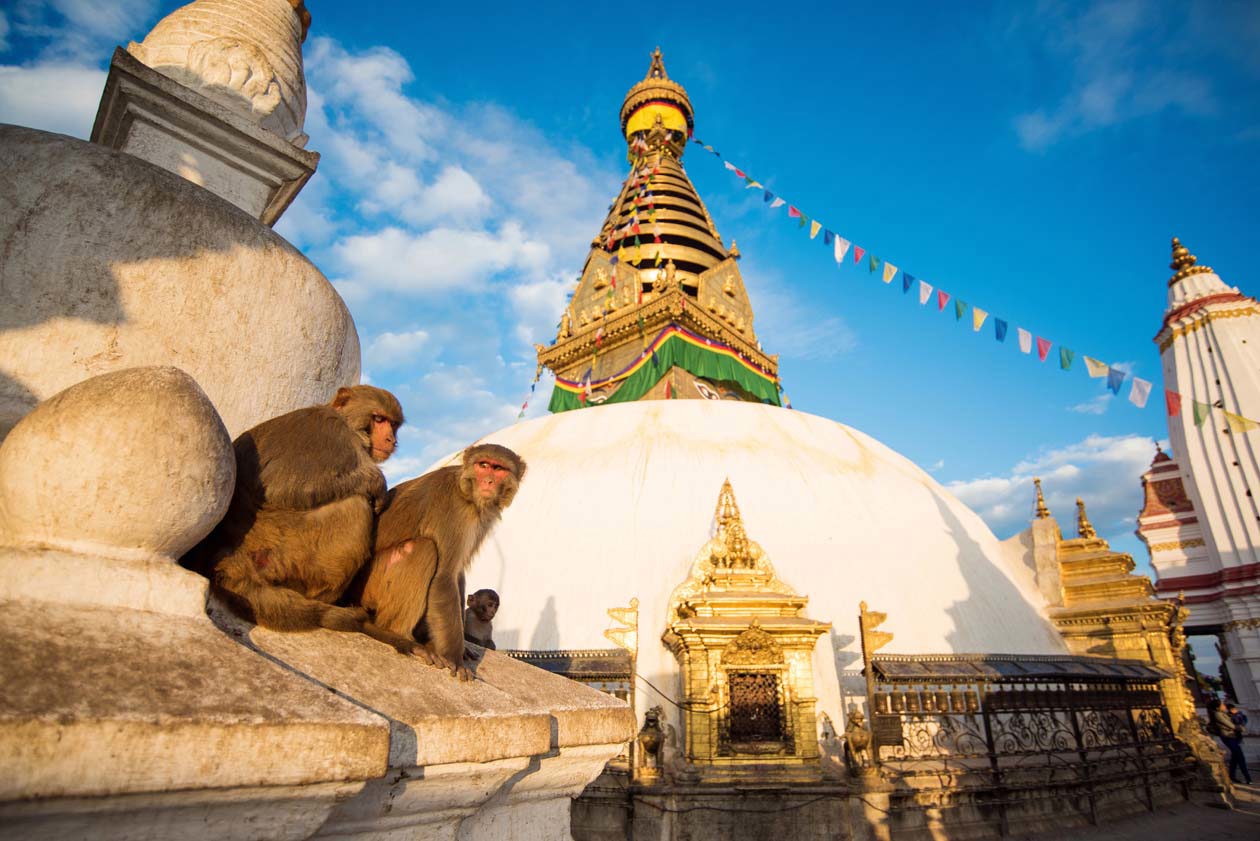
top-left (535, 49), bottom-right (779, 410)
top-left (661, 480), bottom-right (830, 782)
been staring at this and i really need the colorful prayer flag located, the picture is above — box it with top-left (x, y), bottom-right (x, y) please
top-left (770, 197), bottom-right (786, 209)
top-left (788, 206), bottom-right (801, 218)
top-left (883, 262), bottom-right (897, 284)
top-left (995, 319), bottom-right (1008, 342)
top-left (1059, 347), bottom-right (1075, 370)
top-left (853, 245), bottom-right (866, 264)
top-left (764, 190), bottom-right (774, 203)
top-left (1193, 400), bottom-right (1210, 426)
top-left (734, 168), bottom-right (746, 179)
top-left (972, 307), bottom-right (988, 331)
top-left (1036, 337), bottom-right (1051, 362)
top-left (1225, 411), bottom-right (1260, 432)
top-left (824, 229), bottom-right (834, 246)
top-left (919, 280), bottom-right (933, 305)
top-left (1084, 357), bottom-right (1108, 378)
top-left (1165, 389), bottom-right (1182, 417)
top-left (810, 220), bottom-right (822, 239)
top-left (835, 237), bottom-right (851, 263)
top-left (724, 161), bottom-right (737, 172)
top-left (903, 272), bottom-right (914, 293)
top-left (869, 253), bottom-right (880, 273)
top-left (1017, 328), bottom-right (1032, 353)
top-left (1129, 377), bottom-right (1152, 408)
top-left (799, 214), bottom-right (810, 229)
top-left (1106, 367), bottom-right (1127, 394)
top-left (938, 289), bottom-right (951, 311)
top-left (954, 299), bottom-right (967, 320)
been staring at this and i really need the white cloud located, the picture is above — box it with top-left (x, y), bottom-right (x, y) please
top-left (1069, 393), bottom-right (1113, 415)
top-left (739, 262), bottom-right (858, 360)
top-left (364, 329), bottom-right (430, 369)
top-left (1012, 0), bottom-right (1218, 150)
top-left (0, 63), bottom-right (103, 137)
top-left (10, 0), bottom-right (157, 63)
top-left (508, 275), bottom-right (572, 346)
top-left (948, 433), bottom-right (1165, 539)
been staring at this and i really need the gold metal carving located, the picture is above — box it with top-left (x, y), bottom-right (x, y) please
top-left (1224, 618), bottom-right (1260, 631)
top-left (1075, 497), bottom-right (1097, 539)
top-left (1034, 477), bottom-right (1051, 519)
top-left (1158, 305), bottom-right (1260, 351)
top-left (721, 621), bottom-right (783, 665)
top-left (1147, 538), bottom-right (1207, 552)
top-left (1167, 236), bottom-right (1214, 287)
top-left (605, 597), bottom-right (640, 656)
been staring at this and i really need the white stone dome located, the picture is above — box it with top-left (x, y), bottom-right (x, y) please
top-left (128, 0), bottom-right (309, 145)
top-left (460, 400), bottom-right (1067, 723)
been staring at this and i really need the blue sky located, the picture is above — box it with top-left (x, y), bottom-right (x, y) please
top-left (3, 2), bottom-right (1258, 632)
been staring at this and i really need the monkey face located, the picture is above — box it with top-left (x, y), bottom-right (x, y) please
top-left (472, 458), bottom-right (512, 501)
top-left (369, 413), bottom-right (399, 463)
top-left (470, 596), bottom-right (498, 621)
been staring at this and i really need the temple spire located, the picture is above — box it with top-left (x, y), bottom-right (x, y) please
top-left (1033, 478), bottom-right (1051, 519)
top-left (1075, 497), bottom-right (1097, 539)
top-left (1168, 236), bottom-right (1213, 286)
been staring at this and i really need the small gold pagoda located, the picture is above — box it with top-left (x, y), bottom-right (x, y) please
top-left (661, 480), bottom-right (830, 782)
top-left (1026, 483), bottom-right (1194, 725)
top-left (537, 49), bottom-right (780, 411)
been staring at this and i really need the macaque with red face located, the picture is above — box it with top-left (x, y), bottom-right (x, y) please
top-left (348, 444), bottom-right (526, 680)
top-left (183, 386), bottom-right (423, 655)
top-left (464, 589), bottom-right (499, 650)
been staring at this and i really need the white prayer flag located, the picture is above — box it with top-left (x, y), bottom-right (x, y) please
top-left (918, 281), bottom-right (933, 305)
top-left (769, 197), bottom-right (786, 209)
top-left (1018, 328), bottom-right (1032, 354)
top-left (723, 161), bottom-right (737, 171)
top-left (1129, 377), bottom-right (1153, 408)
top-left (834, 237), bottom-right (851, 264)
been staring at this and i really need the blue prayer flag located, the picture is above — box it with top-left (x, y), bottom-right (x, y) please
top-left (903, 273), bottom-right (914, 293)
top-left (824, 229), bottom-right (834, 246)
top-left (764, 190), bottom-right (774, 203)
top-left (995, 319), bottom-right (1008, 342)
top-left (1107, 368), bottom-right (1127, 394)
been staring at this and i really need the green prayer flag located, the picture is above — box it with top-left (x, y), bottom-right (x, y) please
top-left (869, 254), bottom-right (880, 273)
top-left (1193, 400), bottom-right (1210, 426)
top-left (799, 214), bottom-right (809, 229)
top-left (954, 299), bottom-right (967, 320)
top-left (1059, 347), bottom-right (1075, 370)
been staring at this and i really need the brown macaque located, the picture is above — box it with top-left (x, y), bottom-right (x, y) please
top-left (464, 589), bottom-right (499, 651)
top-left (183, 385), bottom-right (421, 654)
top-left (349, 444), bottom-right (525, 680)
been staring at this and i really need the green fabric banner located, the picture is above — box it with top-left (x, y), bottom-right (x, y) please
top-left (549, 335), bottom-right (781, 413)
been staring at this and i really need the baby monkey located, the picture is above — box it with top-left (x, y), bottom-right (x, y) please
top-left (464, 589), bottom-right (499, 651)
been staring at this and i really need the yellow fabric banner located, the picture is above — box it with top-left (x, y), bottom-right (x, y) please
top-left (1225, 411), bottom-right (1260, 432)
top-left (972, 307), bottom-right (988, 331)
top-left (809, 220), bottom-right (822, 239)
top-left (882, 262), bottom-right (897, 284)
top-left (1084, 357), bottom-right (1109, 378)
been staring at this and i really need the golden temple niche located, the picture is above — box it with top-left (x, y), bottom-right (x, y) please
top-left (661, 480), bottom-right (830, 782)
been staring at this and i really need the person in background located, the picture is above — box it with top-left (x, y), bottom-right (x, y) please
top-left (1209, 697), bottom-right (1253, 785)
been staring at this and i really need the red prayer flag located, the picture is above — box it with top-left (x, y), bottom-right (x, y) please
top-left (734, 168), bottom-right (746, 178)
top-left (788, 206), bottom-right (801, 218)
top-left (937, 289), bottom-right (950, 311)
top-left (1165, 389), bottom-right (1182, 417)
top-left (1036, 336), bottom-right (1051, 362)
top-left (853, 245), bottom-right (866, 264)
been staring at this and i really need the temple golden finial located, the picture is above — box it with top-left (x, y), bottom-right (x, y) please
top-left (1075, 497), bottom-right (1097, 539)
top-left (1168, 236), bottom-right (1213, 286)
top-left (715, 477), bottom-right (741, 527)
top-left (648, 46), bottom-right (668, 80)
top-left (729, 239), bottom-right (741, 260)
top-left (1033, 477), bottom-right (1050, 519)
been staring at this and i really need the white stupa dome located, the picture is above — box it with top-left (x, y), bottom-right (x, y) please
top-left (460, 400), bottom-right (1067, 723)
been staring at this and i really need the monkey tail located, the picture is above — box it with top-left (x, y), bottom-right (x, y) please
top-left (214, 569), bottom-right (364, 633)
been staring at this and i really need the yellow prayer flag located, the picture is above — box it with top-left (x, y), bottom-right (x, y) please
top-left (882, 262), bottom-right (897, 284)
top-left (1225, 411), bottom-right (1260, 432)
top-left (809, 220), bottom-right (822, 240)
top-left (1083, 357), bottom-right (1109, 378)
top-left (972, 307), bottom-right (988, 331)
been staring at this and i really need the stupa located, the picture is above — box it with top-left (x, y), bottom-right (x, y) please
top-left (451, 52), bottom-right (1213, 839)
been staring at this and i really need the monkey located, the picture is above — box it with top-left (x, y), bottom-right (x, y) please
top-left (348, 444), bottom-right (526, 680)
top-left (463, 589), bottom-right (499, 651)
top-left (183, 385), bottom-right (422, 655)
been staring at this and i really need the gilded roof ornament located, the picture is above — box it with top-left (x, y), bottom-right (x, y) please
top-left (1075, 497), bottom-right (1097, 539)
top-left (1168, 236), bottom-right (1213, 287)
top-left (1033, 477), bottom-right (1051, 519)
top-left (620, 47), bottom-right (693, 143)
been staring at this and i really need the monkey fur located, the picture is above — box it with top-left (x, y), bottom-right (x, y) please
top-left (349, 444), bottom-right (525, 680)
top-left (183, 385), bottom-right (421, 654)
top-left (464, 589), bottom-right (499, 651)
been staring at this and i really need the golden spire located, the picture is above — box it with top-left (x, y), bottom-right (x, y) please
top-left (1033, 477), bottom-right (1050, 519)
top-left (714, 478), bottom-right (752, 565)
top-left (621, 47), bottom-right (693, 157)
top-left (1168, 236), bottom-right (1213, 287)
top-left (1075, 497), bottom-right (1097, 539)
top-left (647, 45), bottom-right (668, 79)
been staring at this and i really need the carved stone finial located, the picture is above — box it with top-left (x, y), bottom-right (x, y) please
top-left (1033, 477), bottom-right (1050, 519)
top-left (1075, 497), bottom-right (1097, 539)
